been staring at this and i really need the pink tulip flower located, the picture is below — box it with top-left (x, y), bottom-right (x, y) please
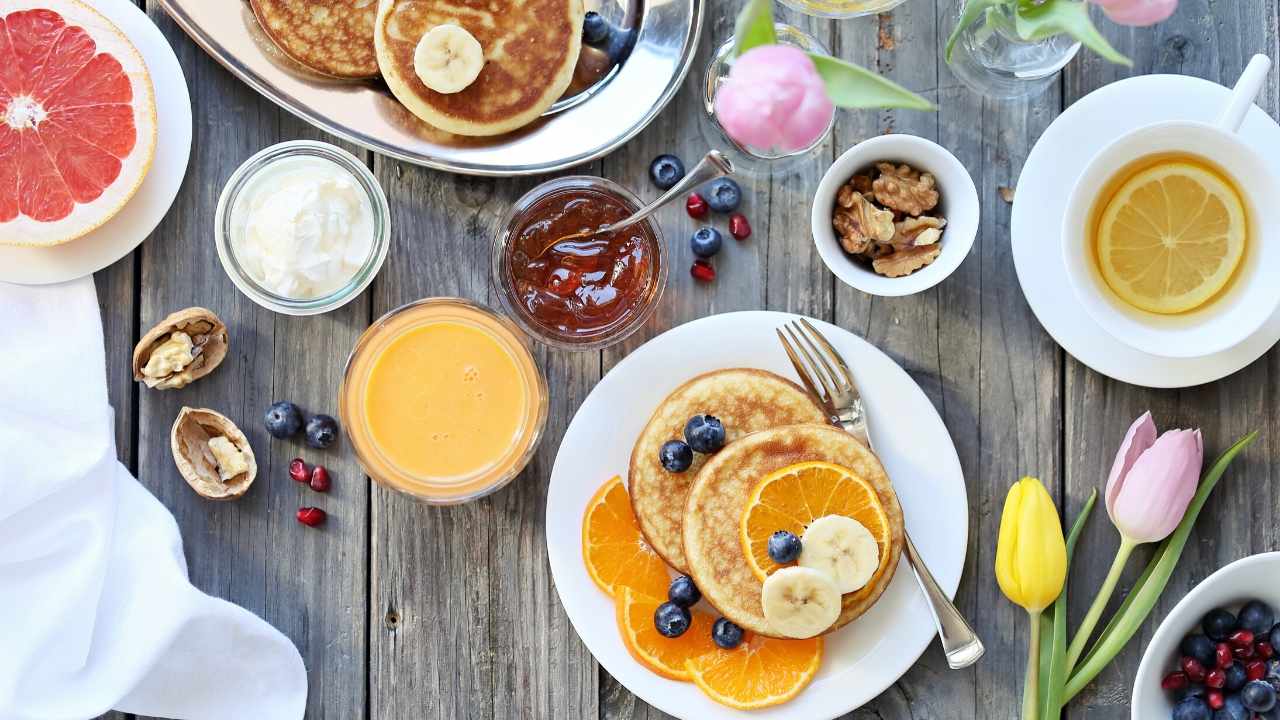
top-left (713, 45), bottom-right (834, 153)
top-left (1105, 412), bottom-right (1203, 543)
top-left (1091, 0), bottom-right (1177, 27)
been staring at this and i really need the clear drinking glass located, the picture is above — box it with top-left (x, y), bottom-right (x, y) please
top-left (946, 1), bottom-right (1080, 100)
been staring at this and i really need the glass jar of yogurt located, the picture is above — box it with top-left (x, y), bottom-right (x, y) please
top-left (215, 141), bottom-right (391, 315)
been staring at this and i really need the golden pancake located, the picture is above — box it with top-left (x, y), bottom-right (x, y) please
top-left (683, 425), bottom-right (904, 637)
top-left (374, 0), bottom-right (584, 136)
top-left (629, 370), bottom-right (826, 573)
top-left (251, 0), bottom-right (380, 78)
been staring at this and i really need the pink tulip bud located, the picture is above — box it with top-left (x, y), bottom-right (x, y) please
top-left (1091, 0), bottom-right (1177, 27)
top-left (1106, 417), bottom-right (1203, 544)
top-left (713, 45), bottom-right (834, 154)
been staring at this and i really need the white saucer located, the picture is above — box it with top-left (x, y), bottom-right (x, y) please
top-left (1012, 74), bottom-right (1280, 388)
top-left (545, 311), bottom-right (968, 720)
top-left (0, 0), bottom-right (192, 285)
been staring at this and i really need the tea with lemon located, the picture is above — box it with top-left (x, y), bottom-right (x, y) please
top-left (1087, 152), bottom-right (1248, 314)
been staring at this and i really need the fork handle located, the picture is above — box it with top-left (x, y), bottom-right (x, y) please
top-left (902, 531), bottom-right (984, 669)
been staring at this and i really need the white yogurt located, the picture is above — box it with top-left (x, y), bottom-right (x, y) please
top-left (229, 155), bottom-right (375, 300)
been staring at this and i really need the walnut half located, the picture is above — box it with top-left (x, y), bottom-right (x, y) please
top-left (170, 407), bottom-right (256, 500)
top-left (833, 191), bottom-right (895, 256)
top-left (132, 308), bottom-right (228, 390)
top-left (892, 216), bottom-right (947, 249)
top-left (872, 244), bottom-right (943, 278)
top-left (873, 162), bottom-right (940, 216)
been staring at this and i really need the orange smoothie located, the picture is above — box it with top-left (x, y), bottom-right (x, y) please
top-left (340, 298), bottom-right (547, 502)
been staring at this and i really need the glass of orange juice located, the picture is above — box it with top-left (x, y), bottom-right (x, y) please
top-left (340, 298), bottom-right (548, 503)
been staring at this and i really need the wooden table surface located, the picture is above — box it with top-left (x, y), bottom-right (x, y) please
top-left (94, 1), bottom-right (1278, 718)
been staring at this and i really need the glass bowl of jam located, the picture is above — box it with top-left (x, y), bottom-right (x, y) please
top-left (492, 176), bottom-right (666, 350)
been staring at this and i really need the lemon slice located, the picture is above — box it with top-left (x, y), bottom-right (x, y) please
top-left (1095, 161), bottom-right (1246, 314)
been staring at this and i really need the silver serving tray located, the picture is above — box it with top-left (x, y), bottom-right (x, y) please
top-left (158, 0), bottom-right (703, 176)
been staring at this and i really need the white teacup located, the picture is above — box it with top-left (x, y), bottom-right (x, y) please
top-left (1061, 55), bottom-right (1278, 359)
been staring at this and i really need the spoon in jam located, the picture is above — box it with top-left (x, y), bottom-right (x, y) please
top-left (531, 150), bottom-right (735, 259)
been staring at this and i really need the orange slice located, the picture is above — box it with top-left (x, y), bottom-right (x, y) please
top-left (615, 587), bottom-right (717, 681)
top-left (740, 461), bottom-right (891, 583)
top-left (684, 633), bottom-right (823, 709)
top-left (582, 475), bottom-right (671, 598)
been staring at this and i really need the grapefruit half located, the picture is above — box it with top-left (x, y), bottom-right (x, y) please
top-left (0, 0), bottom-right (157, 247)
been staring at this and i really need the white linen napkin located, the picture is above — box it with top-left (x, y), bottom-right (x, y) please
top-left (0, 277), bottom-right (307, 720)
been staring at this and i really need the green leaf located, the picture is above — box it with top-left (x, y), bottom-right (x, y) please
top-left (808, 54), bottom-right (935, 111)
top-left (1063, 431), bottom-right (1259, 701)
top-left (1014, 0), bottom-right (1132, 66)
top-left (732, 0), bottom-right (777, 58)
top-left (944, 0), bottom-right (1008, 63)
top-left (1041, 489), bottom-right (1097, 720)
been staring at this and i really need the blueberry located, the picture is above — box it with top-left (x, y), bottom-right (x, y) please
top-left (1268, 658), bottom-right (1280, 681)
top-left (1183, 634), bottom-right (1218, 668)
top-left (1225, 661), bottom-right (1249, 692)
top-left (654, 601), bottom-right (691, 638)
top-left (582, 11), bottom-right (610, 45)
top-left (604, 25), bottom-right (637, 65)
top-left (1216, 695), bottom-right (1250, 720)
top-left (1204, 609), bottom-right (1239, 642)
top-left (668, 576), bottom-right (701, 608)
top-left (712, 617), bottom-right (744, 649)
top-left (1178, 684), bottom-right (1207, 701)
top-left (690, 227), bottom-right (723, 258)
top-left (1173, 696), bottom-right (1212, 720)
top-left (649, 154), bottom-right (685, 190)
top-left (1273, 625), bottom-right (1280, 655)
top-left (1241, 601), bottom-right (1276, 636)
top-left (703, 178), bottom-right (742, 213)
top-left (263, 401), bottom-right (303, 439)
top-left (659, 440), bottom-right (694, 473)
top-left (1243, 680), bottom-right (1278, 712)
top-left (304, 414), bottom-right (339, 449)
top-left (684, 415), bottom-right (726, 454)
top-left (768, 531), bottom-right (803, 564)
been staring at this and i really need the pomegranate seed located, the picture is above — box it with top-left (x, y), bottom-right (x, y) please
top-left (309, 465), bottom-right (331, 493)
top-left (690, 260), bottom-right (715, 282)
top-left (1230, 630), bottom-right (1256, 648)
top-left (729, 213), bottom-right (751, 240)
top-left (1218, 642), bottom-right (1235, 668)
top-left (1248, 660), bottom-right (1268, 680)
top-left (289, 458), bottom-right (309, 482)
top-left (1234, 643), bottom-right (1256, 659)
top-left (1206, 689), bottom-right (1224, 710)
top-left (686, 193), bottom-right (709, 219)
top-left (1258, 641), bottom-right (1275, 659)
top-left (1181, 656), bottom-right (1207, 682)
top-left (1161, 671), bottom-right (1189, 691)
top-left (296, 507), bottom-right (326, 527)
top-left (1206, 668), bottom-right (1226, 688)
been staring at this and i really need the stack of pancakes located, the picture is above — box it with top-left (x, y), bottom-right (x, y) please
top-left (630, 369), bottom-right (906, 638)
top-left (249, 0), bottom-right (584, 136)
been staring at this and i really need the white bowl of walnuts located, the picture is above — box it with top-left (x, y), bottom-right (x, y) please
top-left (811, 134), bottom-right (979, 297)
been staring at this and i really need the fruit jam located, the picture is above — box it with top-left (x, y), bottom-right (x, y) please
top-left (499, 181), bottom-right (663, 347)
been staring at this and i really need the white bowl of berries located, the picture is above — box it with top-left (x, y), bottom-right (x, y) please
top-left (1133, 552), bottom-right (1280, 720)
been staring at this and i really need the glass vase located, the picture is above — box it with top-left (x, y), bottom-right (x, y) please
top-left (946, 0), bottom-right (1080, 100)
top-left (777, 0), bottom-right (910, 19)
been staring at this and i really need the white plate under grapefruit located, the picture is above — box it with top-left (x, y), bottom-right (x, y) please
top-left (0, 0), bottom-right (157, 247)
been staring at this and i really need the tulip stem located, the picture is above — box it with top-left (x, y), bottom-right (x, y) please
top-left (1064, 535), bottom-right (1137, 674)
top-left (1024, 609), bottom-right (1042, 720)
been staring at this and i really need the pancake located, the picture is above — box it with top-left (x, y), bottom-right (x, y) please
top-left (683, 425), bottom-right (905, 637)
top-left (629, 369), bottom-right (826, 573)
top-left (251, 0), bottom-right (380, 78)
top-left (374, 0), bottom-right (584, 136)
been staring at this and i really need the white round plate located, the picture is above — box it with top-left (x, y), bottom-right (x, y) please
top-left (545, 311), bottom-right (968, 720)
top-left (1012, 74), bottom-right (1280, 388)
top-left (0, 0), bottom-right (193, 285)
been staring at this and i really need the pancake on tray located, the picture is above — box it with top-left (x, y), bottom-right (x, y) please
top-left (374, 0), bottom-right (584, 136)
top-left (629, 369), bottom-right (826, 573)
top-left (251, 0), bottom-right (380, 78)
top-left (683, 424), bottom-right (905, 637)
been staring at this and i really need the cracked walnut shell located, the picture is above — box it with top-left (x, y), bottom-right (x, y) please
top-left (873, 163), bottom-right (940, 216)
top-left (171, 407), bottom-right (256, 500)
top-left (833, 191), bottom-right (895, 255)
top-left (132, 308), bottom-right (228, 390)
top-left (872, 244), bottom-right (942, 278)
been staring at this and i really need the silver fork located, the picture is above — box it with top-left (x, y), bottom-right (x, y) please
top-left (777, 318), bottom-right (984, 670)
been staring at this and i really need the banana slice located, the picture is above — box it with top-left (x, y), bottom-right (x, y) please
top-left (760, 566), bottom-right (842, 639)
top-left (413, 24), bottom-right (484, 94)
top-left (798, 515), bottom-right (880, 594)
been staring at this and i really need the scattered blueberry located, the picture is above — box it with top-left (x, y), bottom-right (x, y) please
top-left (712, 617), bottom-right (744, 649)
top-left (1205, 609), bottom-right (1239, 642)
top-left (668, 576), bottom-right (701, 608)
top-left (703, 178), bottom-right (742, 213)
top-left (654, 601), bottom-right (691, 638)
top-left (305, 414), bottom-right (339, 449)
top-left (264, 401), bottom-right (303, 439)
top-left (1243, 680), bottom-right (1278, 712)
top-left (768, 530), bottom-right (803, 564)
top-left (659, 440), bottom-right (693, 473)
top-left (1216, 695), bottom-right (1249, 720)
top-left (1184, 635), bottom-right (1219, 668)
top-left (684, 415), bottom-right (726, 454)
top-left (1225, 661), bottom-right (1249, 692)
top-left (649, 154), bottom-right (685, 191)
top-left (690, 227), bottom-right (723, 258)
top-left (1173, 696), bottom-right (1212, 720)
top-left (582, 11), bottom-right (610, 45)
top-left (1241, 601), bottom-right (1276, 636)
